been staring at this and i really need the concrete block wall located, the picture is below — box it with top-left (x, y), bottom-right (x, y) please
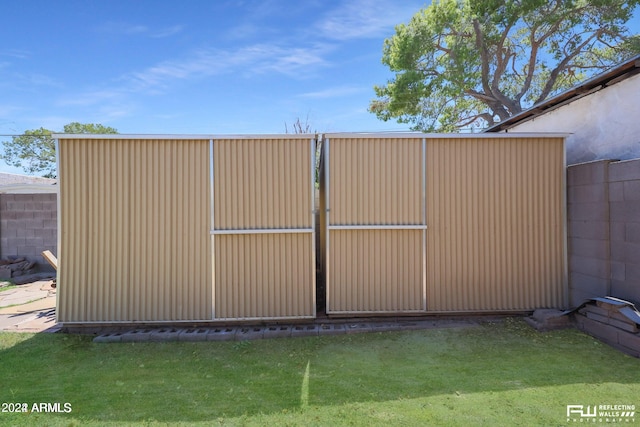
top-left (568, 159), bottom-right (640, 307)
top-left (609, 159), bottom-right (640, 304)
top-left (567, 160), bottom-right (612, 307)
top-left (0, 193), bottom-right (57, 272)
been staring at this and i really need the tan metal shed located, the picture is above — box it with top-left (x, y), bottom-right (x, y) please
top-left (56, 132), bottom-right (566, 325)
top-left (55, 134), bottom-right (316, 324)
top-left (321, 133), bottom-right (567, 315)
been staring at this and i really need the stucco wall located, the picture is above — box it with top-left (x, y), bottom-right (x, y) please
top-left (505, 73), bottom-right (640, 165)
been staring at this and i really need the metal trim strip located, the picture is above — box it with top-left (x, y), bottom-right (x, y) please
top-left (422, 137), bottom-right (427, 312)
top-left (326, 310), bottom-right (427, 315)
top-left (211, 228), bottom-right (313, 235)
top-left (328, 225), bottom-right (428, 230)
top-left (311, 137), bottom-right (317, 318)
top-left (320, 132), bottom-right (571, 139)
top-left (325, 137), bottom-right (331, 314)
top-left (55, 137), bottom-right (61, 323)
top-left (51, 133), bottom-right (318, 140)
top-left (562, 137), bottom-right (569, 309)
top-left (59, 315), bottom-right (317, 325)
top-left (210, 139), bottom-right (215, 320)
top-left (52, 132), bottom-right (572, 141)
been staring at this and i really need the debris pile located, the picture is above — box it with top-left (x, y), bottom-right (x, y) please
top-left (0, 257), bottom-right (56, 285)
top-left (525, 308), bottom-right (571, 331)
top-left (574, 297), bottom-right (640, 358)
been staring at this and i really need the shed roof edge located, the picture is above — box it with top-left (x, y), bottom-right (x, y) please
top-left (53, 132), bottom-right (570, 140)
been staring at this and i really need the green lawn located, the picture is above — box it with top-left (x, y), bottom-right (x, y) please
top-left (0, 318), bottom-right (638, 426)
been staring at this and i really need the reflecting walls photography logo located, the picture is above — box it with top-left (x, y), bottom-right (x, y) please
top-left (567, 404), bottom-right (636, 423)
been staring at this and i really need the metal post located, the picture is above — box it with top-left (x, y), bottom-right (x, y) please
top-left (422, 137), bottom-right (427, 312)
top-left (324, 137), bottom-right (330, 314)
top-left (210, 139), bottom-right (215, 319)
top-left (311, 137), bottom-right (317, 317)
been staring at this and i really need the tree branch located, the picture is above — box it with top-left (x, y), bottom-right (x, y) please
top-left (458, 111), bottom-right (495, 128)
top-left (472, 19), bottom-right (493, 100)
top-left (515, 27), bottom-right (542, 102)
top-left (474, 17), bottom-right (521, 116)
top-left (535, 29), bottom-right (605, 103)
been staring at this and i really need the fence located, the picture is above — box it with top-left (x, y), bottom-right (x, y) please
top-left (568, 158), bottom-right (640, 306)
top-left (0, 193), bottom-right (57, 271)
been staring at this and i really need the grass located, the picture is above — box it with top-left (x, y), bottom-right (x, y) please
top-left (0, 282), bottom-right (17, 293)
top-left (0, 318), bottom-right (639, 426)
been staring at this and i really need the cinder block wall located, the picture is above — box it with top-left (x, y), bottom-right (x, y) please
top-left (567, 159), bottom-right (640, 307)
top-left (567, 160), bottom-right (612, 307)
top-left (0, 193), bottom-right (57, 271)
top-left (609, 159), bottom-right (640, 304)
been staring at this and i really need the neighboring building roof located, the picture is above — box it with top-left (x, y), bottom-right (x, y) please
top-left (485, 54), bottom-right (640, 133)
top-left (0, 172), bottom-right (57, 194)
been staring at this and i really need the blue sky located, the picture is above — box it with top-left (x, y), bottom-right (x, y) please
top-left (1, 1), bottom-right (639, 175)
top-left (0, 0), bottom-right (427, 174)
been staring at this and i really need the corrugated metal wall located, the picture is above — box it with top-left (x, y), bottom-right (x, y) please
top-left (426, 137), bottom-right (566, 311)
top-left (328, 230), bottom-right (423, 312)
top-left (57, 133), bottom-right (565, 324)
top-left (212, 136), bottom-right (316, 320)
top-left (57, 138), bottom-right (211, 322)
top-left (324, 136), bottom-right (427, 314)
top-left (322, 134), bottom-right (566, 315)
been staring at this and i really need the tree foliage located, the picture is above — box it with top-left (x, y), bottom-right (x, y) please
top-left (1, 122), bottom-right (117, 177)
top-left (370, 0), bottom-right (640, 132)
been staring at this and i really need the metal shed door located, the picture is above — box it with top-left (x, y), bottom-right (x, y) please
top-left (211, 137), bottom-right (317, 320)
top-left (324, 136), bottom-right (427, 314)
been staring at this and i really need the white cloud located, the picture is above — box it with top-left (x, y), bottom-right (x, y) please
top-left (0, 49), bottom-right (30, 59)
top-left (0, 71), bottom-right (61, 91)
top-left (53, 40), bottom-right (333, 122)
top-left (151, 25), bottom-right (184, 38)
top-left (57, 89), bottom-right (125, 107)
top-left (125, 43), bottom-right (332, 92)
top-left (299, 85), bottom-right (365, 99)
top-left (98, 22), bottom-right (183, 38)
top-left (99, 22), bottom-right (148, 35)
top-left (21, 73), bottom-right (61, 87)
top-left (316, 0), bottom-right (419, 41)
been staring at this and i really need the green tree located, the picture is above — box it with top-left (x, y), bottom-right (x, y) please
top-left (1, 122), bottom-right (117, 177)
top-left (370, 0), bottom-right (640, 132)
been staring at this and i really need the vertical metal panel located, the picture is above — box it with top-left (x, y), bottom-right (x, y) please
top-left (212, 136), bottom-right (315, 320)
top-left (321, 138), bottom-right (330, 312)
top-left (214, 233), bottom-right (314, 319)
top-left (329, 137), bottom-right (422, 225)
top-left (214, 138), bottom-right (312, 230)
top-left (426, 137), bottom-right (566, 311)
top-left (57, 138), bottom-right (211, 322)
top-left (325, 136), bottom-right (426, 314)
top-left (328, 229), bottom-right (423, 313)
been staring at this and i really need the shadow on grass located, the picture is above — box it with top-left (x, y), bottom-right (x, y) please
top-left (0, 319), bottom-right (639, 425)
